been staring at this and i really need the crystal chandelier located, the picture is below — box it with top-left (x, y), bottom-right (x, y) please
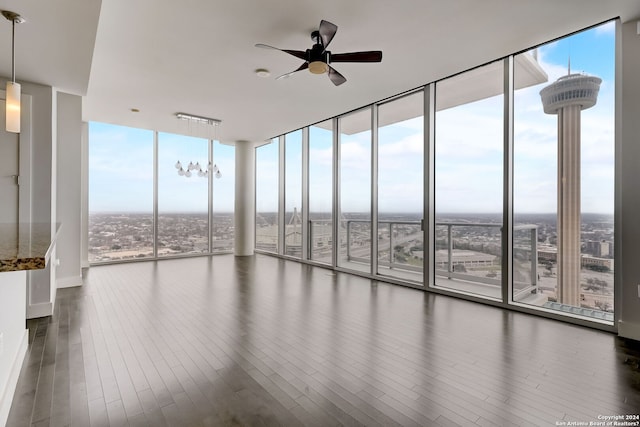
top-left (173, 112), bottom-right (223, 179)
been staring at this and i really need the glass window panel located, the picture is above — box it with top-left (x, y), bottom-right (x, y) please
top-left (377, 92), bottom-right (424, 283)
top-left (158, 132), bottom-right (209, 256)
top-left (338, 108), bottom-right (372, 273)
top-left (309, 121), bottom-right (333, 264)
top-left (212, 140), bottom-right (234, 252)
top-left (284, 130), bottom-right (303, 257)
top-left (88, 123), bottom-right (154, 262)
top-left (434, 61), bottom-right (504, 299)
top-left (513, 22), bottom-right (615, 322)
top-left (256, 139), bottom-right (279, 252)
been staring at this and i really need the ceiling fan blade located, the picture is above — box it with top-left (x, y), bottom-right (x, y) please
top-left (276, 62), bottom-right (309, 80)
top-left (330, 51), bottom-right (383, 63)
top-left (319, 20), bottom-right (338, 49)
top-left (328, 65), bottom-right (346, 86)
top-left (255, 43), bottom-right (307, 60)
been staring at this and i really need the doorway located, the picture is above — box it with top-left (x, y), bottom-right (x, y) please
top-left (0, 99), bottom-right (19, 223)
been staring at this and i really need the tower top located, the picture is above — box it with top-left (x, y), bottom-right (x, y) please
top-left (540, 73), bottom-right (602, 114)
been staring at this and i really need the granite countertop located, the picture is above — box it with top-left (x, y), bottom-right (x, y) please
top-left (0, 223), bottom-right (60, 272)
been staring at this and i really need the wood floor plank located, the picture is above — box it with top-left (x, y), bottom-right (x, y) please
top-left (5, 320), bottom-right (49, 427)
top-left (50, 302), bottom-right (71, 427)
top-left (140, 407), bottom-right (168, 427)
top-left (87, 397), bottom-right (109, 427)
top-left (411, 378), bottom-right (531, 426)
top-left (30, 320), bottom-right (59, 424)
top-left (245, 368), bottom-right (299, 411)
top-left (105, 399), bottom-right (127, 427)
top-left (355, 389), bottom-right (422, 427)
top-left (136, 388), bottom-right (160, 414)
top-left (6, 254), bottom-right (640, 426)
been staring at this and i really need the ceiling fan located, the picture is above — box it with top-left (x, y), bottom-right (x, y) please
top-left (255, 19), bottom-right (382, 86)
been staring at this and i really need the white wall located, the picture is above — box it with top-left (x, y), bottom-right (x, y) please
top-left (21, 82), bottom-right (53, 224)
top-left (0, 271), bottom-right (28, 426)
top-left (618, 20), bottom-right (640, 341)
top-left (18, 81), bottom-right (57, 317)
top-left (56, 93), bottom-right (83, 288)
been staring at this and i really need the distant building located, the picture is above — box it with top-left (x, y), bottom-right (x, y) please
top-left (585, 240), bottom-right (611, 257)
top-left (539, 246), bottom-right (612, 271)
top-left (581, 255), bottom-right (613, 271)
top-left (435, 249), bottom-right (498, 269)
top-left (538, 248), bottom-right (557, 262)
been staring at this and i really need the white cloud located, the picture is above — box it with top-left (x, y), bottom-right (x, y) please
top-left (379, 133), bottom-right (423, 157)
top-left (594, 21), bottom-right (615, 36)
top-left (340, 140), bottom-right (371, 170)
top-left (309, 145), bottom-right (332, 168)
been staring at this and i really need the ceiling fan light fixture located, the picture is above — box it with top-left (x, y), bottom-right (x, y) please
top-left (309, 61), bottom-right (328, 75)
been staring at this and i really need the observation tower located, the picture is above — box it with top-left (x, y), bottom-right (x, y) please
top-left (539, 70), bottom-right (601, 306)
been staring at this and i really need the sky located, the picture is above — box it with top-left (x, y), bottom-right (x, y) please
top-left (91, 21), bottom-right (615, 215)
top-left (515, 21), bottom-right (615, 215)
top-left (89, 123), bottom-right (235, 212)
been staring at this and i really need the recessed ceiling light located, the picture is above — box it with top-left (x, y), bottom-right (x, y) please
top-left (255, 69), bottom-right (270, 78)
top-left (130, 108), bottom-right (140, 113)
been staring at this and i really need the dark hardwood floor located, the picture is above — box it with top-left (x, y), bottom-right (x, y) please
top-left (6, 254), bottom-right (640, 426)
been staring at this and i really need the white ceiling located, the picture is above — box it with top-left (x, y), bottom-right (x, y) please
top-left (1, 1), bottom-right (639, 143)
top-left (0, 0), bottom-right (100, 94)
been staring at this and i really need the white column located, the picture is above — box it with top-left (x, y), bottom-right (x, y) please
top-left (234, 141), bottom-right (256, 256)
top-left (619, 20), bottom-right (640, 341)
top-left (56, 93), bottom-right (83, 288)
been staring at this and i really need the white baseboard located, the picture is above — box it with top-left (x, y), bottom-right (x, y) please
top-left (27, 302), bottom-right (53, 319)
top-left (618, 320), bottom-right (640, 342)
top-left (0, 330), bottom-right (28, 427)
top-left (57, 275), bottom-right (83, 289)
top-left (234, 250), bottom-right (255, 257)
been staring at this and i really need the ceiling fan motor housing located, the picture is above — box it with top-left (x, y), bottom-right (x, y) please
top-left (308, 44), bottom-right (328, 61)
top-left (307, 43), bottom-right (330, 74)
top-left (256, 19), bottom-right (381, 85)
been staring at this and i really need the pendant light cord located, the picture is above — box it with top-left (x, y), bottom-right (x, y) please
top-left (11, 17), bottom-right (15, 83)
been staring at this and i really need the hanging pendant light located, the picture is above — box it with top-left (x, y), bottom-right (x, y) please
top-left (2, 10), bottom-right (24, 133)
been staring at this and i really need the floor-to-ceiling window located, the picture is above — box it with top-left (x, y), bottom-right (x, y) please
top-left (284, 130), bottom-right (303, 257)
top-left (88, 123), bottom-right (154, 262)
top-left (377, 92), bottom-right (424, 283)
top-left (212, 140), bottom-right (235, 252)
top-left (308, 120), bottom-right (333, 264)
top-left (158, 133), bottom-right (209, 256)
top-left (337, 108), bottom-right (372, 273)
top-left (513, 22), bottom-right (615, 321)
top-left (434, 61), bottom-right (504, 299)
top-left (255, 20), bottom-right (616, 326)
top-left (89, 123), bottom-right (234, 262)
top-left (255, 139), bottom-right (279, 253)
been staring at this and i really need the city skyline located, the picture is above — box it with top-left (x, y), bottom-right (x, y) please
top-left (90, 210), bottom-right (614, 318)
